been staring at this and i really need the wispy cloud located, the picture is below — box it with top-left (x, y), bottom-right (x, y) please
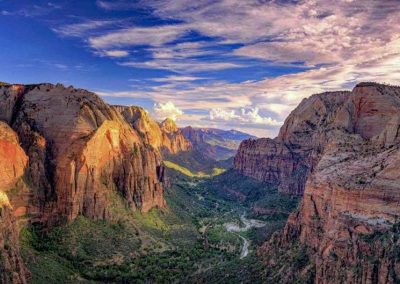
top-left (150, 75), bottom-right (205, 82)
top-left (49, 0), bottom-right (400, 136)
top-left (100, 50), bottom-right (129, 57)
top-left (96, 0), bottom-right (138, 10)
top-left (119, 59), bottom-right (242, 73)
top-left (1, 3), bottom-right (61, 17)
top-left (88, 25), bottom-right (189, 48)
top-left (52, 20), bottom-right (117, 37)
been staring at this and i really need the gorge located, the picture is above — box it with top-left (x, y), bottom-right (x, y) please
top-left (0, 82), bottom-right (399, 283)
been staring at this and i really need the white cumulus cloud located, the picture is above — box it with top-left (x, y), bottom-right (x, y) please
top-left (154, 101), bottom-right (183, 121)
top-left (210, 107), bottom-right (280, 126)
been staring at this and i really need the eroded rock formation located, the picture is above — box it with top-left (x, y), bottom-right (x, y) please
top-left (257, 83), bottom-right (400, 283)
top-left (0, 83), bottom-right (166, 224)
top-left (114, 106), bottom-right (191, 154)
top-left (0, 82), bottom-right (170, 282)
top-left (234, 90), bottom-right (350, 194)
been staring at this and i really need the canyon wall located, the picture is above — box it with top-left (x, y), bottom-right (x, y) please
top-left (257, 83), bottom-right (400, 283)
top-left (114, 105), bottom-right (191, 154)
top-left (234, 90), bottom-right (350, 194)
top-left (0, 82), bottom-right (171, 282)
top-left (0, 122), bottom-right (29, 283)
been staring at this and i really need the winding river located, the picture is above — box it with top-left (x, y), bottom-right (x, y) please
top-left (224, 214), bottom-right (266, 259)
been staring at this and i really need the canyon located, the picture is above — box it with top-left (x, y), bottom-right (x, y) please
top-left (235, 82), bottom-right (400, 283)
top-left (1, 81), bottom-right (399, 283)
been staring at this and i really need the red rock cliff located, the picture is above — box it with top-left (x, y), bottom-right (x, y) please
top-left (234, 90), bottom-right (350, 194)
top-left (0, 122), bottom-right (29, 284)
top-left (114, 106), bottom-right (191, 154)
top-left (0, 83), bottom-right (166, 226)
top-left (258, 83), bottom-right (400, 283)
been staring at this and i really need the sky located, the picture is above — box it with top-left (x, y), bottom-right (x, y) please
top-left (0, 0), bottom-right (399, 137)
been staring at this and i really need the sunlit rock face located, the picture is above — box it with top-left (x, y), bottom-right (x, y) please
top-left (114, 105), bottom-right (191, 154)
top-left (257, 83), bottom-right (400, 283)
top-left (159, 118), bottom-right (192, 154)
top-left (0, 122), bottom-right (28, 191)
top-left (0, 83), bottom-right (165, 226)
top-left (234, 89), bottom-right (350, 194)
top-left (0, 83), bottom-right (169, 281)
top-left (0, 121), bottom-right (29, 284)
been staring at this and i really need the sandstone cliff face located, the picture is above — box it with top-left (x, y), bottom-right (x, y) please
top-left (0, 122), bottom-right (29, 284)
top-left (114, 106), bottom-right (191, 154)
top-left (159, 118), bottom-right (191, 154)
top-left (0, 83), bottom-right (170, 282)
top-left (0, 122), bottom-right (28, 191)
top-left (258, 83), bottom-right (400, 283)
top-left (234, 90), bottom-right (350, 194)
top-left (1, 83), bottom-right (165, 225)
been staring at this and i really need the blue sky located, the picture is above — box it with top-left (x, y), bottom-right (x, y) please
top-left (1, 0), bottom-right (399, 136)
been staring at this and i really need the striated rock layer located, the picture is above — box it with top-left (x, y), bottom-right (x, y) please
top-left (257, 83), bottom-right (400, 283)
top-left (114, 106), bottom-right (191, 154)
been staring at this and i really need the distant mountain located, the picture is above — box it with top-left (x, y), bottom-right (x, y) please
top-left (181, 127), bottom-right (256, 161)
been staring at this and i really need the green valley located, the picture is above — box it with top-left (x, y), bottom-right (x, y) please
top-left (20, 163), bottom-right (299, 283)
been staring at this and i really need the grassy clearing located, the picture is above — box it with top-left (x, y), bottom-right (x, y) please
top-left (163, 160), bottom-right (225, 178)
top-left (164, 160), bottom-right (206, 177)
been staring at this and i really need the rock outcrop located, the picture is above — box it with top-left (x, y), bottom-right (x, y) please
top-left (0, 82), bottom-right (172, 282)
top-left (0, 122), bottom-right (29, 284)
top-left (257, 83), bottom-right (400, 283)
top-left (114, 106), bottom-right (191, 154)
top-left (0, 83), bottom-right (166, 225)
top-left (160, 118), bottom-right (192, 154)
top-left (234, 90), bottom-right (350, 194)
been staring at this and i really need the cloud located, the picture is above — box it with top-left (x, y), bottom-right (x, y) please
top-left (210, 107), bottom-right (280, 126)
top-left (51, 0), bottom-right (400, 136)
top-left (1, 3), bottom-right (62, 17)
top-left (52, 63), bottom-right (68, 70)
top-left (209, 108), bottom-right (237, 121)
top-left (149, 41), bottom-right (222, 59)
top-left (88, 25), bottom-right (189, 49)
top-left (154, 101), bottom-right (183, 121)
top-left (119, 59), bottom-right (242, 73)
top-left (150, 75), bottom-right (205, 82)
top-left (96, 0), bottom-right (138, 10)
top-left (52, 20), bottom-right (117, 37)
top-left (102, 50), bottom-right (129, 57)
top-left (144, 0), bottom-right (400, 66)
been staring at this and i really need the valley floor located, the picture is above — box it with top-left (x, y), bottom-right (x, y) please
top-left (21, 168), bottom-right (299, 283)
